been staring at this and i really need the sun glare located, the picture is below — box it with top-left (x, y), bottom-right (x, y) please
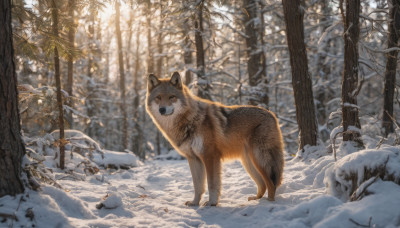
top-left (98, 2), bottom-right (115, 21)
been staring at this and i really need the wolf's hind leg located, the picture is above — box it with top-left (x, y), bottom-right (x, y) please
top-left (241, 152), bottom-right (266, 201)
top-left (185, 156), bottom-right (206, 206)
top-left (249, 147), bottom-right (277, 201)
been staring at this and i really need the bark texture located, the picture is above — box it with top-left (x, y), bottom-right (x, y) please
top-left (51, 0), bottom-right (66, 169)
top-left (382, 0), bottom-right (400, 137)
top-left (183, 18), bottom-right (193, 85)
top-left (132, 24), bottom-right (144, 159)
top-left (0, 0), bottom-right (26, 197)
top-left (243, 0), bottom-right (268, 106)
top-left (194, 0), bottom-right (211, 100)
top-left (282, 0), bottom-right (317, 150)
top-left (341, 0), bottom-right (363, 145)
top-left (66, 0), bottom-right (76, 128)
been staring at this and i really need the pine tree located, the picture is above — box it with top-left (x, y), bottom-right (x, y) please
top-left (0, 0), bottom-right (26, 196)
top-left (340, 0), bottom-right (363, 146)
top-left (282, 0), bottom-right (318, 150)
top-left (382, 0), bottom-right (400, 137)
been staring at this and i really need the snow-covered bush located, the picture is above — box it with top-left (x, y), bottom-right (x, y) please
top-left (25, 130), bottom-right (139, 174)
top-left (324, 146), bottom-right (400, 201)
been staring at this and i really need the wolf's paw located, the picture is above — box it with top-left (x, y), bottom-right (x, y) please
top-left (184, 201), bottom-right (199, 207)
top-left (202, 201), bottom-right (218, 207)
top-left (267, 197), bottom-right (275, 201)
top-left (247, 196), bottom-right (260, 201)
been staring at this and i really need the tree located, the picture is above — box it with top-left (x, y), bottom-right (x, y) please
top-left (194, 0), bottom-right (211, 100)
top-left (282, 0), bottom-right (317, 150)
top-left (314, 0), bottom-right (333, 126)
top-left (132, 23), bottom-right (144, 159)
top-left (382, 0), bottom-right (400, 137)
top-left (243, 0), bottom-right (268, 106)
top-left (156, 0), bottom-right (164, 79)
top-left (115, 0), bottom-right (128, 150)
top-left (340, 0), bottom-right (363, 145)
top-left (66, 0), bottom-right (76, 128)
top-left (0, 0), bottom-right (26, 196)
top-left (51, 0), bottom-right (66, 169)
top-left (145, 0), bottom-right (161, 155)
top-left (182, 17), bottom-right (193, 85)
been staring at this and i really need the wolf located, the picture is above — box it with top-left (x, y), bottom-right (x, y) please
top-left (146, 72), bottom-right (284, 206)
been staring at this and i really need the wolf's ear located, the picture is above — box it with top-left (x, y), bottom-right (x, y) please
top-left (170, 72), bottom-right (182, 89)
top-left (148, 74), bottom-right (160, 91)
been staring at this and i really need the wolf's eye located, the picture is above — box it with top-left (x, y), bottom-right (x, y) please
top-left (155, 96), bottom-right (161, 100)
top-left (169, 95), bottom-right (176, 100)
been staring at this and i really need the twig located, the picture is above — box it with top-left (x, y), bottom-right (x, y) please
top-left (0, 213), bottom-right (18, 221)
top-left (136, 185), bottom-right (145, 190)
top-left (384, 111), bottom-right (400, 144)
top-left (332, 130), bottom-right (344, 161)
top-left (339, 0), bottom-right (345, 25)
top-left (350, 175), bottom-right (379, 201)
top-left (331, 129), bottom-right (363, 161)
top-left (350, 156), bottom-right (390, 201)
top-left (349, 216), bottom-right (372, 227)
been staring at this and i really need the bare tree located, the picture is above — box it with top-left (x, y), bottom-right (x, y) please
top-left (182, 17), bottom-right (193, 85)
top-left (194, 0), bottom-right (211, 100)
top-left (243, 0), bottom-right (268, 106)
top-left (382, 0), bottom-right (400, 137)
top-left (0, 0), bottom-right (26, 197)
top-left (115, 0), bottom-right (128, 150)
top-left (145, 0), bottom-right (161, 155)
top-left (132, 23), bottom-right (144, 159)
top-left (156, 0), bottom-right (164, 79)
top-left (282, 0), bottom-right (318, 150)
top-left (340, 0), bottom-right (363, 146)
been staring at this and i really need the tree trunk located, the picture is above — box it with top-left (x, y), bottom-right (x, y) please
top-left (194, 0), bottom-right (211, 100)
top-left (104, 49), bottom-right (111, 149)
top-left (341, 0), bottom-right (363, 145)
top-left (155, 1), bottom-right (165, 156)
top-left (145, 0), bottom-right (160, 156)
top-left (50, 0), bottom-right (66, 169)
top-left (282, 0), bottom-right (317, 150)
top-left (183, 18), bottom-right (193, 85)
top-left (115, 0), bottom-right (128, 150)
top-left (147, 0), bottom-right (154, 74)
top-left (315, 0), bottom-right (332, 126)
top-left (86, 1), bottom-right (96, 139)
top-left (243, 0), bottom-right (268, 106)
top-left (66, 0), bottom-right (75, 129)
top-left (156, 0), bottom-right (164, 79)
top-left (132, 24), bottom-right (144, 159)
top-left (382, 0), bottom-right (400, 137)
top-left (0, 0), bottom-right (26, 197)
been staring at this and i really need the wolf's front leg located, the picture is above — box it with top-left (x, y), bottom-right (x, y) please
top-left (185, 156), bottom-right (206, 206)
top-left (203, 156), bottom-right (221, 206)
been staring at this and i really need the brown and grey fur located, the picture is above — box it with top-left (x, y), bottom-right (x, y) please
top-left (146, 72), bottom-right (284, 206)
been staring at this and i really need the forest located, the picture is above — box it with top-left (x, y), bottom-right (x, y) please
top-left (1, 0), bottom-right (400, 227)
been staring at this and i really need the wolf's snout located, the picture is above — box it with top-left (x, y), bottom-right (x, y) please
top-left (159, 107), bottom-right (166, 115)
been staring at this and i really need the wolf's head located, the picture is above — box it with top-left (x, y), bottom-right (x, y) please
top-left (146, 72), bottom-right (187, 120)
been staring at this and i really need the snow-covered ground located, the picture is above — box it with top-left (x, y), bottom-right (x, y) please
top-left (1, 141), bottom-right (400, 228)
top-left (1, 129), bottom-right (400, 227)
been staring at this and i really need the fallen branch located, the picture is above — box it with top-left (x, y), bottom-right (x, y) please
top-left (0, 213), bottom-right (18, 221)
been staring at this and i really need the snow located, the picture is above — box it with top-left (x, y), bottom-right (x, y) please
top-left (324, 146), bottom-right (400, 201)
top-left (93, 150), bottom-right (140, 169)
top-left (1, 136), bottom-right (400, 227)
